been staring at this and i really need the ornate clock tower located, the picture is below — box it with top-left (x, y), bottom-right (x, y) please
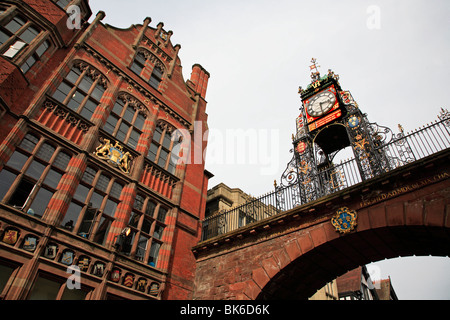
top-left (279, 59), bottom-right (394, 204)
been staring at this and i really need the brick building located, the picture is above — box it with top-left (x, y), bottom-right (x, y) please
top-left (0, 0), bottom-right (210, 300)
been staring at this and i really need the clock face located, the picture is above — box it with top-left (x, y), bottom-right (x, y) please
top-left (306, 91), bottom-right (336, 117)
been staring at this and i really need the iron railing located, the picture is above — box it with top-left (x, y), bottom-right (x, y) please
top-left (201, 114), bottom-right (450, 241)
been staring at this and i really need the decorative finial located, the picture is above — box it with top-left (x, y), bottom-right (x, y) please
top-left (310, 58), bottom-right (320, 82)
top-left (398, 124), bottom-right (404, 133)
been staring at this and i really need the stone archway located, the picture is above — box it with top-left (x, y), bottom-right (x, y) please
top-left (193, 150), bottom-right (450, 300)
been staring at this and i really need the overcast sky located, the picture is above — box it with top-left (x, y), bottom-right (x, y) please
top-left (88, 0), bottom-right (450, 299)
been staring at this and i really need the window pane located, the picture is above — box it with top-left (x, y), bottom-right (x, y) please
top-left (3, 40), bottom-right (26, 58)
top-left (19, 134), bottom-right (39, 152)
top-left (96, 174), bottom-right (110, 193)
top-left (152, 127), bottom-right (162, 143)
top-left (104, 115), bottom-right (118, 135)
top-left (0, 169), bottom-right (17, 200)
top-left (35, 40), bottom-right (49, 57)
top-left (80, 99), bottom-right (97, 119)
top-left (134, 113), bottom-right (145, 130)
top-left (162, 134), bottom-right (171, 149)
top-left (128, 129), bottom-right (140, 149)
top-left (43, 169), bottom-right (62, 189)
top-left (82, 167), bottom-right (96, 184)
top-left (157, 207), bottom-right (167, 223)
top-left (145, 201), bottom-right (156, 217)
top-left (141, 218), bottom-right (151, 234)
top-left (112, 101), bottom-right (124, 115)
top-left (27, 276), bottom-right (61, 300)
top-left (153, 225), bottom-right (164, 240)
top-left (21, 55), bottom-right (35, 73)
top-left (61, 202), bottom-right (82, 230)
top-left (136, 236), bottom-right (148, 261)
top-left (7, 179), bottom-right (34, 208)
top-left (66, 68), bottom-right (81, 84)
top-left (123, 106), bottom-right (135, 123)
top-left (36, 143), bottom-right (55, 162)
top-left (91, 84), bottom-right (105, 102)
top-left (6, 151), bottom-right (28, 171)
top-left (73, 183), bottom-right (89, 203)
top-left (5, 17), bottom-right (25, 34)
top-left (135, 52), bottom-right (146, 64)
top-left (29, 187), bottom-right (53, 218)
top-left (67, 90), bottom-right (85, 111)
top-left (52, 82), bottom-right (72, 103)
top-left (19, 26), bottom-right (39, 44)
top-left (147, 143), bottom-right (158, 162)
top-left (110, 182), bottom-right (123, 199)
top-left (148, 242), bottom-right (161, 267)
top-left (93, 217), bottom-right (111, 245)
top-left (130, 61), bottom-right (143, 75)
top-left (133, 194), bottom-right (145, 211)
top-left (78, 75), bottom-right (93, 93)
top-left (104, 199), bottom-right (117, 217)
top-left (0, 30), bottom-right (10, 46)
top-left (116, 122), bottom-right (130, 142)
top-left (158, 149), bottom-right (168, 167)
top-left (61, 287), bottom-right (87, 300)
top-left (129, 212), bottom-right (140, 228)
top-left (79, 208), bottom-right (97, 237)
top-left (25, 160), bottom-right (46, 180)
top-left (89, 192), bottom-right (104, 209)
top-left (53, 152), bottom-right (71, 171)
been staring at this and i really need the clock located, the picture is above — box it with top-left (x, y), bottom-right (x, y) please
top-left (306, 90), bottom-right (336, 117)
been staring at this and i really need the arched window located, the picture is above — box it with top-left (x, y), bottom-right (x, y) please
top-left (52, 61), bottom-right (107, 121)
top-left (147, 121), bottom-right (182, 175)
top-left (103, 94), bottom-right (147, 150)
top-left (130, 49), bottom-right (165, 90)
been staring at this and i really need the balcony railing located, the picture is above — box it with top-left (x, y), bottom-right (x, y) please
top-left (201, 111), bottom-right (450, 241)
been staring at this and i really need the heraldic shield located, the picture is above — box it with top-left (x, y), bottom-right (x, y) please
top-left (331, 207), bottom-right (357, 234)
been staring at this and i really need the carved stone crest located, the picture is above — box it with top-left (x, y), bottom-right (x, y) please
top-left (95, 138), bottom-right (133, 174)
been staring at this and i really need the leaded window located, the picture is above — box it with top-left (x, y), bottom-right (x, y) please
top-left (130, 49), bottom-right (165, 90)
top-left (103, 94), bottom-right (146, 150)
top-left (52, 62), bottom-right (107, 121)
top-left (61, 165), bottom-right (123, 246)
top-left (0, 133), bottom-right (72, 219)
top-left (147, 122), bottom-right (182, 175)
top-left (124, 193), bottom-right (168, 267)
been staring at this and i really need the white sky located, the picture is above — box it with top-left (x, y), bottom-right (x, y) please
top-left (88, 0), bottom-right (450, 299)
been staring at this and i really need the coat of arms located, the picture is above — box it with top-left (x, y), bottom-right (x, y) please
top-left (2, 229), bottom-right (19, 245)
top-left (110, 268), bottom-right (121, 282)
top-left (331, 207), bottom-right (357, 234)
top-left (95, 138), bottom-right (132, 174)
top-left (44, 244), bottom-right (58, 259)
top-left (22, 236), bottom-right (38, 252)
top-left (123, 273), bottom-right (134, 288)
top-left (60, 250), bottom-right (75, 265)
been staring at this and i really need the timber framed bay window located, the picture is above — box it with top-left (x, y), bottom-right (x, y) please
top-left (130, 49), bottom-right (165, 90)
top-left (147, 121), bottom-right (182, 175)
top-left (0, 133), bottom-right (72, 218)
top-left (103, 94), bottom-right (147, 150)
top-left (60, 165), bottom-right (124, 246)
top-left (0, 8), bottom-right (51, 73)
top-left (52, 62), bottom-right (107, 121)
top-left (124, 192), bottom-right (168, 267)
